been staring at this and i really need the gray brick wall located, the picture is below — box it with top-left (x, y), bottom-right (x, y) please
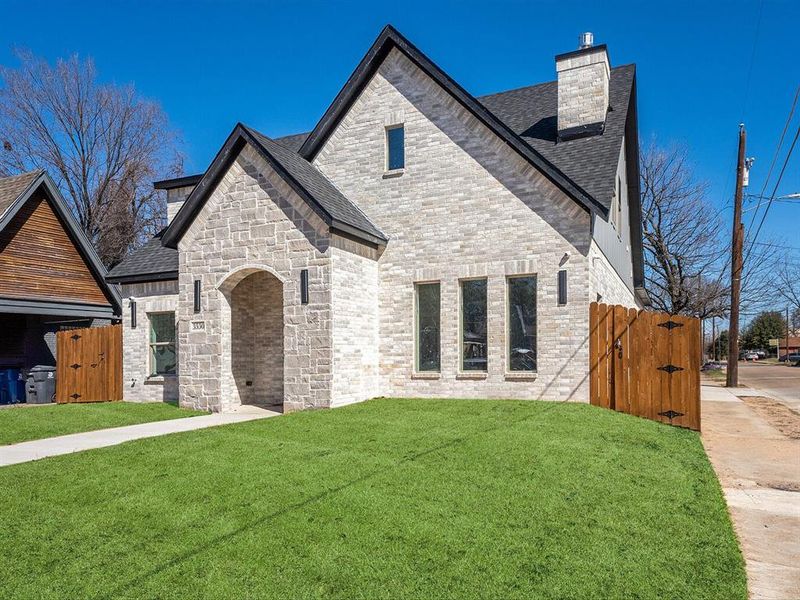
top-left (119, 280), bottom-right (179, 403)
top-left (314, 48), bottom-right (594, 401)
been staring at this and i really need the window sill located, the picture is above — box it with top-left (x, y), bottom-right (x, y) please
top-left (382, 168), bottom-right (404, 179)
top-left (505, 372), bottom-right (538, 381)
top-left (456, 372), bottom-right (488, 380)
top-left (411, 372), bottom-right (440, 380)
top-left (145, 374), bottom-right (177, 385)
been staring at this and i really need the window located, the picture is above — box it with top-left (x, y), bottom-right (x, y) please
top-left (461, 279), bottom-right (487, 371)
top-left (149, 313), bottom-right (176, 376)
top-left (415, 282), bottom-right (440, 372)
top-left (613, 175), bottom-right (623, 234)
top-left (507, 276), bottom-right (537, 372)
top-left (386, 125), bottom-right (405, 171)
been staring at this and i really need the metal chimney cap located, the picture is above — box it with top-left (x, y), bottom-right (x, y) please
top-left (579, 32), bottom-right (594, 49)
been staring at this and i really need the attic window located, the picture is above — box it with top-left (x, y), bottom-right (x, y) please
top-left (386, 125), bottom-right (405, 171)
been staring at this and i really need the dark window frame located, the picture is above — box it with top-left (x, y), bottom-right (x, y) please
top-left (506, 275), bottom-right (537, 373)
top-left (459, 278), bottom-right (488, 373)
top-left (385, 124), bottom-right (405, 171)
top-left (148, 311), bottom-right (177, 376)
top-left (414, 281), bottom-right (441, 373)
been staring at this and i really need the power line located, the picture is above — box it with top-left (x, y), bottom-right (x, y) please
top-left (744, 122), bottom-right (800, 263)
top-left (745, 85), bottom-right (800, 234)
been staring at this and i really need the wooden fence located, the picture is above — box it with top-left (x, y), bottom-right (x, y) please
top-left (589, 303), bottom-right (701, 431)
top-left (56, 324), bottom-right (122, 403)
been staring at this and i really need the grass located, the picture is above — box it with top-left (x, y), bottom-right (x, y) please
top-left (0, 399), bottom-right (746, 599)
top-left (0, 401), bottom-right (207, 445)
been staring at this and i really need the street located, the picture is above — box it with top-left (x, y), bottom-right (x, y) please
top-left (738, 362), bottom-right (800, 411)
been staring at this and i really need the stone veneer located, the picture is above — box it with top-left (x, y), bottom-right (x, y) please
top-left (556, 46), bottom-right (610, 133)
top-left (177, 144), bottom-right (334, 413)
top-left (314, 48), bottom-right (594, 401)
top-left (119, 280), bottom-right (179, 402)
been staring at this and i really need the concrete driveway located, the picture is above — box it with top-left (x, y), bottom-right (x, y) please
top-left (701, 384), bottom-right (800, 599)
top-left (738, 362), bottom-right (800, 411)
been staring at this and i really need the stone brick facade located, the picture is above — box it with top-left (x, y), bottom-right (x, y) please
top-left (314, 49), bottom-right (594, 401)
top-left (122, 44), bottom-right (641, 411)
top-left (177, 145), bottom-right (333, 412)
top-left (119, 280), bottom-right (179, 403)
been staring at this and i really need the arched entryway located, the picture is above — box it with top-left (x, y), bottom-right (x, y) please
top-left (220, 268), bottom-right (284, 410)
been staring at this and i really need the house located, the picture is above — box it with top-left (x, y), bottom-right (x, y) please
top-left (0, 170), bottom-right (120, 392)
top-left (107, 26), bottom-right (648, 412)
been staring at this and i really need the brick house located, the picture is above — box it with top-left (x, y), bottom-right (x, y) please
top-left (107, 26), bottom-right (648, 412)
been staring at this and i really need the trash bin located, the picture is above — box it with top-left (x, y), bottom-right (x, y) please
top-left (26, 365), bottom-right (56, 404)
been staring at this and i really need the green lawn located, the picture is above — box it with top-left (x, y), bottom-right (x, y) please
top-left (0, 399), bottom-right (746, 599)
top-left (0, 402), bottom-right (206, 445)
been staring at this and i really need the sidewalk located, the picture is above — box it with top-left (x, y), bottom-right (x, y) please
top-left (0, 405), bottom-right (278, 467)
top-left (701, 384), bottom-right (800, 600)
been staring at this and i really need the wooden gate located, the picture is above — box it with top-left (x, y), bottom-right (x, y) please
top-left (589, 303), bottom-right (701, 430)
top-left (56, 324), bottom-right (122, 403)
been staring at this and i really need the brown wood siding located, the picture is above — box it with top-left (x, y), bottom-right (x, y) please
top-left (0, 192), bottom-right (110, 306)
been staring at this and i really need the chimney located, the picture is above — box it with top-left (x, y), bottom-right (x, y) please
top-left (153, 175), bottom-right (203, 225)
top-left (556, 32), bottom-right (610, 140)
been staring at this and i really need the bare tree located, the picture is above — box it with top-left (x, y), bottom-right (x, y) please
top-left (775, 257), bottom-right (800, 314)
top-left (640, 142), bottom-right (727, 317)
top-left (640, 141), bottom-right (777, 318)
top-left (0, 49), bottom-right (182, 266)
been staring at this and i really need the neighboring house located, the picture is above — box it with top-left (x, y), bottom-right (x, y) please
top-left (0, 170), bottom-right (120, 377)
top-left (107, 26), bottom-right (648, 412)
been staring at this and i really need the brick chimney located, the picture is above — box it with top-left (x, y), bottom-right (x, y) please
top-left (153, 175), bottom-right (202, 225)
top-left (556, 33), bottom-right (610, 140)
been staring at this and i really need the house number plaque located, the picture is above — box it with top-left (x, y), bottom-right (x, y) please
top-left (191, 321), bottom-right (205, 331)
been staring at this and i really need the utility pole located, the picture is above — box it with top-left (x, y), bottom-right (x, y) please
top-left (727, 124), bottom-right (746, 387)
top-left (787, 306), bottom-right (791, 361)
top-left (712, 317), bottom-right (717, 361)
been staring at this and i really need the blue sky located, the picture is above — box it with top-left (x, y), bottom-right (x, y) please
top-left (2, 0), bottom-right (798, 252)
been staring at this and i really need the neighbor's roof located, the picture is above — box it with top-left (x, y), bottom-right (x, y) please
top-left (0, 169), bottom-right (121, 314)
top-left (0, 170), bottom-right (42, 221)
top-left (106, 228), bottom-right (178, 283)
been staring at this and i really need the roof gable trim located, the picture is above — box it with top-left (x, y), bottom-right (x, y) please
top-left (161, 124), bottom-right (387, 249)
top-left (298, 25), bottom-right (605, 215)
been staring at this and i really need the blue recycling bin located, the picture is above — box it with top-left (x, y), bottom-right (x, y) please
top-left (0, 369), bottom-right (25, 404)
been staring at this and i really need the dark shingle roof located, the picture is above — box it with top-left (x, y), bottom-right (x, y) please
top-left (106, 229), bottom-right (178, 283)
top-left (0, 170), bottom-right (42, 219)
top-left (274, 132), bottom-right (310, 152)
top-left (478, 64), bottom-right (635, 211)
top-left (243, 125), bottom-right (386, 242)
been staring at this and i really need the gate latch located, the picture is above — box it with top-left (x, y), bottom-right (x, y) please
top-left (614, 338), bottom-right (623, 358)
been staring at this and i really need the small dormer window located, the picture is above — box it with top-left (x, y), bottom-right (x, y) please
top-left (386, 124), bottom-right (405, 171)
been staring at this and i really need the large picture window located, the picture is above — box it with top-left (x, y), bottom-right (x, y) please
top-left (415, 282), bottom-right (440, 372)
top-left (149, 313), bottom-right (176, 376)
top-left (461, 279), bottom-right (488, 372)
top-left (507, 276), bottom-right (537, 371)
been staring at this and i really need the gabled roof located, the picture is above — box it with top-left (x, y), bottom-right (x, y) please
top-left (0, 170), bottom-right (121, 316)
top-left (161, 123), bottom-right (387, 249)
top-left (298, 24), bottom-right (605, 216)
top-left (106, 228), bottom-right (178, 283)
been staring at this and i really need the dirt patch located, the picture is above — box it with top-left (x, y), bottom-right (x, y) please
top-left (740, 396), bottom-right (800, 439)
top-left (761, 480), bottom-right (800, 492)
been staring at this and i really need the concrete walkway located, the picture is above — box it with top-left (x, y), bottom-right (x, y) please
top-left (0, 405), bottom-right (278, 467)
top-left (701, 384), bottom-right (800, 600)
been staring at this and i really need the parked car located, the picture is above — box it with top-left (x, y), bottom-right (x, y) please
top-left (779, 353), bottom-right (800, 364)
top-left (742, 352), bottom-right (759, 361)
top-left (755, 350), bottom-right (767, 359)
